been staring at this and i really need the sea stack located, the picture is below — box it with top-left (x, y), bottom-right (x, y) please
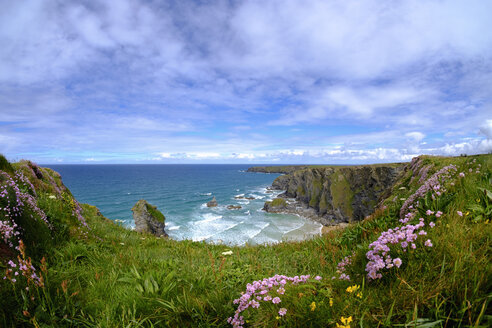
top-left (207, 196), bottom-right (218, 207)
top-left (131, 199), bottom-right (168, 237)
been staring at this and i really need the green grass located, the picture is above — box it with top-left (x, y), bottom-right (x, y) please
top-left (0, 154), bottom-right (491, 327)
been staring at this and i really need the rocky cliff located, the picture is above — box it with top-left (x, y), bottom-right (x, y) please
top-left (266, 164), bottom-right (405, 224)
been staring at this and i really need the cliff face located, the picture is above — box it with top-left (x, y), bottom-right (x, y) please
top-left (270, 164), bottom-right (404, 224)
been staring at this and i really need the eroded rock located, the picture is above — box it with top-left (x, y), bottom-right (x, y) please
top-left (131, 200), bottom-right (168, 237)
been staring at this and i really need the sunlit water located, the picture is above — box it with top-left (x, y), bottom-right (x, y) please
top-left (45, 165), bottom-right (322, 245)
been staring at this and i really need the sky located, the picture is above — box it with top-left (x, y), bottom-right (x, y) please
top-left (0, 0), bottom-right (491, 164)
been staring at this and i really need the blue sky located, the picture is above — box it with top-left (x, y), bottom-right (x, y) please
top-left (1, 0), bottom-right (491, 164)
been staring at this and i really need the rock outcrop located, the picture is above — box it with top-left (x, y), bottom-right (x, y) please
top-left (207, 196), bottom-right (218, 207)
top-left (263, 164), bottom-right (405, 225)
top-left (227, 205), bottom-right (242, 210)
top-left (131, 200), bottom-right (168, 237)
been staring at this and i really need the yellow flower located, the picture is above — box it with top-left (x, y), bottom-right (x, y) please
top-left (275, 316), bottom-right (280, 320)
top-left (346, 285), bottom-right (360, 293)
top-left (329, 298), bottom-right (334, 307)
top-left (336, 324), bottom-right (349, 328)
top-left (356, 291), bottom-right (362, 298)
top-left (341, 316), bottom-right (353, 324)
top-left (310, 301), bottom-right (316, 311)
top-left (465, 211), bottom-right (470, 216)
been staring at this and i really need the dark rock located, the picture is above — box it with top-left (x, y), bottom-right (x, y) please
top-left (234, 195), bottom-right (256, 200)
top-left (28, 162), bottom-right (44, 180)
top-left (207, 196), bottom-right (218, 207)
top-left (227, 205), bottom-right (242, 210)
top-left (131, 200), bottom-right (168, 237)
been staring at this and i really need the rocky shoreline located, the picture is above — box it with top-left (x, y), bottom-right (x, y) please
top-left (259, 163), bottom-right (406, 228)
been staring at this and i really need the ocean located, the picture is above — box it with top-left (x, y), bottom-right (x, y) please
top-left (45, 164), bottom-right (322, 245)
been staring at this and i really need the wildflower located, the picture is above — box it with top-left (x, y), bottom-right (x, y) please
top-left (272, 297), bottom-right (281, 304)
top-left (346, 285), bottom-right (360, 293)
top-left (337, 316), bottom-right (353, 327)
top-left (357, 291), bottom-right (363, 298)
top-left (457, 211), bottom-right (463, 217)
top-left (426, 210), bottom-right (434, 216)
top-left (435, 211), bottom-right (443, 218)
top-left (429, 222), bottom-right (435, 228)
top-left (221, 250), bottom-right (233, 256)
top-left (425, 239), bottom-right (433, 247)
top-left (393, 258), bottom-right (402, 268)
top-left (278, 308), bottom-right (287, 316)
top-left (329, 298), bottom-right (333, 307)
top-left (314, 275), bottom-right (322, 281)
top-left (310, 301), bottom-right (316, 311)
top-left (459, 172), bottom-right (465, 178)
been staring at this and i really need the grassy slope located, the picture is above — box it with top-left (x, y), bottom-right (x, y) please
top-left (0, 155), bottom-right (491, 327)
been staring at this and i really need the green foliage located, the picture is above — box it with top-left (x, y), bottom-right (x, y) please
top-left (0, 154), bottom-right (14, 174)
top-left (271, 197), bottom-right (287, 207)
top-left (0, 154), bottom-right (491, 327)
top-left (145, 203), bottom-right (166, 223)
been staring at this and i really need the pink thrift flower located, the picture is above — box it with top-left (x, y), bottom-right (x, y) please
top-left (314, 276), bottom-right (322, 281)
top-left (457, 211), bottom-right (463, 217)
top-left (429, 222), bottom-right (435, 228)
top-left (436, 211), bottom-right (442, 218)
top-left (426, 210), bottom-right (434, 216)
top-left (277, 287), bottom-right (285, 295)
top-left (393, 258), bottom-right (402, 268)
top-left (425, 239), bottom-right (433, 247)
top-left (272, 297), bottom-right (281, 304)
top-left (459, 172), bottom-right (465, 178)
top-left (411, 243), bottom-right (416, 249)
top-left (278, 308), bottom-right (287, 316)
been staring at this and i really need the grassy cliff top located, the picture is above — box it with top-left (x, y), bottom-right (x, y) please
top-left (247, 161), bottom-right (406, 174)
top-left (0, 153), bottom-right (491, 327)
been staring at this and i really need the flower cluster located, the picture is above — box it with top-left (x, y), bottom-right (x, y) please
top-left (336, 316), bottom-right (353, 328)
top-left (400, 164), bottom-right (457, 220)
top-left (365, 218), bottom-right (432, 280)
top-left (4, 241), bottom-right (44, 287)
top-left (336, 253), bottom-right (354, 280)
top-left (228, 274), bottom-right (319, 327)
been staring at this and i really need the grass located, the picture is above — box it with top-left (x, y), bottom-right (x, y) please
top-left (0, 153), bottom-right (491, 327)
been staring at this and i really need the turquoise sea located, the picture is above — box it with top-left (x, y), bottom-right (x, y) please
top-left (45, 165), bottom-right (322, 245)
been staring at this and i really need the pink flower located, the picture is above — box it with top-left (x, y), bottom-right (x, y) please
top-left (459, 172), bottom-right (465, 178)
top-left (429, 222), bottom-right (435, 228)
top-left (426, 210), bottom-right (434, 216)
top-left (278, 308), bottom-right (287, 316)
top-left (393, 258), bottom-right (402, 268)
top-left (272, 297), bottom-right (281, 304)
top-left (435, 211), bottom-right (442, 218)
top-left (457, 211), bottom-right (463, 217)
top-left (314, 276), bottom-right (322, 281)
top-left (425, 239), bottom-right (433, 247)
top-left (277, 287), bottom-right (285, 294)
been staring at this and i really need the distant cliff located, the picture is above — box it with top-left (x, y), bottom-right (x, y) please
top-left (264, 163), bottom-right (405, 224)
top-left (246, 166), bottom-right (310, 174)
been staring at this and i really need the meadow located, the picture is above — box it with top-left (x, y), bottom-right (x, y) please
top-left (0, 154), bottom-right (490, 327)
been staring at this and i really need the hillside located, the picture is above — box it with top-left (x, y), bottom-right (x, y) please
top-left (0, 154), bottom-right (491, 327)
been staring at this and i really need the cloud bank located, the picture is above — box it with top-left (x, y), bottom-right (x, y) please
top-left (0, 0), bottom-right (491, 163)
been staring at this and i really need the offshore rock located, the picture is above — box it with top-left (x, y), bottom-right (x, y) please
top-left (131, 200), bottom-right (168, 237)
top-left (207, 196), bottom-right (218, 207)
top-left (227, 205), bottom-right (242, 210)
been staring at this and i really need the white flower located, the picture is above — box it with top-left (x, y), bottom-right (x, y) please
top-left (221, 250), bottom-right (233, 256)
